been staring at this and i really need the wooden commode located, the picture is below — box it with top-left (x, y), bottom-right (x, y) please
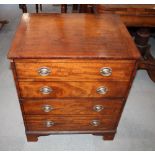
top-left (8, 13), bottom-right (140, 142)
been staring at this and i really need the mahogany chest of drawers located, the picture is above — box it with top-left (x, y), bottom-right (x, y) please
top-left (8, 13), bottom-right (140, 142)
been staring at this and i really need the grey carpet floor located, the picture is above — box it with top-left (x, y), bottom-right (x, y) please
top-left (0, 4), bottom-right (155, 151)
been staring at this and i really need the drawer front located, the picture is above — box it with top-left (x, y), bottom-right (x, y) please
top-left (15, 61), bottom-right (135, 81)
top-left (19, 81), bottom-right (129, 98)
top-left (22, 99), bottom-right (123, 115)
top-left (25, 115), bottom-right (117, 131)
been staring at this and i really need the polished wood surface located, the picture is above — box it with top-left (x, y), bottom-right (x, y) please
top-left (97, 4), bottom-right (155, 13)
top-left (95, 4), bottom-right (155, 27)
top-left (25, 115), bottom-right (117, 131)
top-left (8, 14), bottom-right (140, 141)
top-left (15, 60), bottom-right (135, 81)
top-left (8, 14), bottom-right (140, 60)
top-left (22, 98), bottom-right (123, 115)
top-left (19, 81), bottom-right (129, 98)
top-left (95, 4), bottom-right (155, 82)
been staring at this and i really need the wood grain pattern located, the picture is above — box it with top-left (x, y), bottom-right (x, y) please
top-left (15, 61), bottom-right (135, 81)
top-left (94, 5), bottom-right (155, 83)
top-left (22, 98), bottom-right (123, 115)
top-left (8, 13), bottom-right (141, 141)
top-left (18, 81), bottom-right (129, 98)
top-left (7, 14), bottom-right (140, 60)
top-left (14, 59), bottom-right (135, 63)
top-left (96, 4), bottom-right (155, 15)
top-left (95, 4), bottom-right (155, 27)
top-left (25, 115), bottom-right (117, 131)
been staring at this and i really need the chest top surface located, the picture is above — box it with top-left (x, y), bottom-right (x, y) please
top-left (8, 13), bottom-right (140, 60)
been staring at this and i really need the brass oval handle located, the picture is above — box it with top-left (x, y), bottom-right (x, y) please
top-left (100, 67), bottom-right (112, 76)
top-left (96, 86), bottom-right (108, 95)
top-left (90, 120), bottom-right (101, 126)
top-left (42, 105), bottom-right (53, 112)
top-left (38, 67), bottom-right (51, 76)
top-left (45, 120), bottom-right (55, 127)
top-left (40, 86), bottom-right (53, 94)
top-left (93, 105), bottom-right (104, 112)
